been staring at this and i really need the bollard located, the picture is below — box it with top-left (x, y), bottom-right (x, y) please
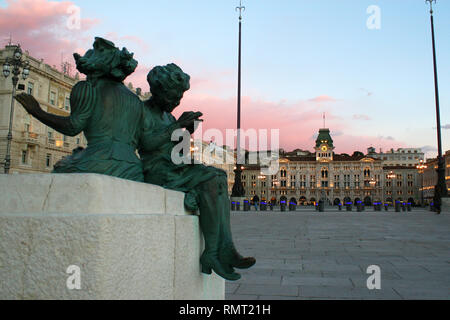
top-left (402, 203), bottom-right (406, 212)
top-left (244, 200), bottom-right (250, 212)
top-left (260, 202), bottom-right (267, 211)
top-left (270, 203), bottom-right (274, 211)
top-left (231, 201), bottom-right (236, 211)
top-left (407, 203), bottom-right (412, 212)
top-left (236, 202), bottom-right (241, 211)
top-left (346, 202), bottom-right (352, 212)
top-left (338, 204), bottom-right (342, 211)
top-left (357, 201), bottom-right (363, 212)
top-left (395, 201), bottom-right (401, 212)
top-left (315, 203), bottom-right (319, 211)
top-left (289, 203), bottom-right (296, 212)
top-left (318, 201), bottom-right (324, 212)
top-left (384, 203), bottom-right (389, 211)
top-left (280, 201), bottom-right (287, 212)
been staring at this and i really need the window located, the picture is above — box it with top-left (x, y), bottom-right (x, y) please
top-left (65, 97), bottom-right (70, 111)
top-left (50, 91), bottom-right (56, 105)
top-left (24, 123), bottom-right (30, 133)
top-left (21, 150), bottom-right (27, 164)
top-left (46, 154), bottom-right (52, 168)
top-left (27, 82), bottom-right (34, 95)
top-left (76, 137), bottom-right (81, 145)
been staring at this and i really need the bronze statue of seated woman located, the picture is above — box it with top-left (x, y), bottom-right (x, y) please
top-left (15, 37), bottom-right (145, 182)
top-left (139, 63), bottom-right (255, 281)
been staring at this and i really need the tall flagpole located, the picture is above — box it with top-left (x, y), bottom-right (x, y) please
top-left (426, 0), bottom-right (448, 213)
top-left (231, 0), bottom-right (246, 197)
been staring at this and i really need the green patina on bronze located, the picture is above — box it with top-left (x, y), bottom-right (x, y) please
top-left (139, 63), bottom-right (255, 281)
top-left (15, 37), bottom-right (145, 182)
top-left (15, 38), bottom-right (255, 281)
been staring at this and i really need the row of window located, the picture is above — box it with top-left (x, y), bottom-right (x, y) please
top-left (20, 151), bottom-right (62, 168)
top-left (25, 81), bottom-right (70, 111)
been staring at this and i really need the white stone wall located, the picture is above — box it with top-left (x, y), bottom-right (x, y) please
top-left (0, 174), bottom-right (224, 300)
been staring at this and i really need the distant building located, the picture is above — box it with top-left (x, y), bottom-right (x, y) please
top-left (421, 150), bottom-right (450, 204)
top-left (0, 44), bottom-right (86, 174)
top-left (368, 147), bottom-right (424, 168)
top-left (240, 128), bottom-right (392, 206)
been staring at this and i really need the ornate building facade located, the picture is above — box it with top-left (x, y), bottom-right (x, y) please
top-left (421, 150), bottom-right (450, 204)
top-left (240, 128), bottom-right (422, 206)
top-left (0, 44), bottom-right (86, 174)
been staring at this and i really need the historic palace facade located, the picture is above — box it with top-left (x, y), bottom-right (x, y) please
top-left (240, 128), bottom-right (423, 206)
top-left (0, 44), bottom-right (86, 174)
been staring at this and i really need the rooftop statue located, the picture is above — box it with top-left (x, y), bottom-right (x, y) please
top-left (15, 37), bottom-right (145, 182)
top-left (139, 63), bottom-right (255, 281)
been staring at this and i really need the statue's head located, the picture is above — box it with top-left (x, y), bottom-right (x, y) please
top-left (73, 37), bottom-right (138, 82)
top-left (147, 63), bottom-right (190, 113)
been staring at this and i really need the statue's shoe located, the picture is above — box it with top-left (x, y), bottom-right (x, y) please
top-left (219, 247), bottom-right (256, 270)
top-left (200, 254), bottom-right (241, 281)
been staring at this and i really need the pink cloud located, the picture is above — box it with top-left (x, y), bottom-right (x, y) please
top-left (173, 92), bottom-right (404, 153)
top-left (0, 0), bottom-right (98, 68)
top-left (353, 114), bottom-right (372, 121)
top-left (308, 95), bottom-right (337, 103)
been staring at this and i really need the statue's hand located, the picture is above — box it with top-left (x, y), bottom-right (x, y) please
top-left (177, 111), bottom-right (203, 132)
top-left (15, 93), bottom-right (43, 117)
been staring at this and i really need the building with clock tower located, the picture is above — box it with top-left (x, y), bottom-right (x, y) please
top-left (238, 127), bottom-right (422, 207)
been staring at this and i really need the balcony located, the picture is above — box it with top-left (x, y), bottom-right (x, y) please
top-left (21, 131), bottom-right (39, 145)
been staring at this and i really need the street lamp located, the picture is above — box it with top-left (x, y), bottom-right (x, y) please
top-left (417, 160), bottom-right (428, 206)
top-left (425, 0), bottom-right (449, 210)
top-left (2, 45), bottom-right (30, 174)
top-left (231, 0), bottom-right (246, 197)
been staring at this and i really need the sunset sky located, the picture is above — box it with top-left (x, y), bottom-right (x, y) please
top-left (1, 0), bottom-right (449, 158)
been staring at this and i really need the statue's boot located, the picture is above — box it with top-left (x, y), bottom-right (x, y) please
top-left (215, 175), bottom-right (256, 270)
top-left (198, 178), bottom-right (241, 281)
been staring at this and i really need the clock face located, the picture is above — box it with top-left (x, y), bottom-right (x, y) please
top-left (321, 146), bottom-right (328, 152)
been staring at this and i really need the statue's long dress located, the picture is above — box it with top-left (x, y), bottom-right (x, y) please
top-left (139, 103), bottom-right (221, 206)
top-left (139, 102), bottom-right (251, 281)
top-left (53, 79), bottom-right (144, 182)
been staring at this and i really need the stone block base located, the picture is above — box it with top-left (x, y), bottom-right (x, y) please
top-left (0, 174), bottom-right (224, 300)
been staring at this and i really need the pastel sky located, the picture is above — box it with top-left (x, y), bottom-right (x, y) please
top-left (1, 0), bottom-right (449, 158)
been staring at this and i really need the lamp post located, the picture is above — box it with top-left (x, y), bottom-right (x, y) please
top-left (417, 160), bottom-right (428, 206)
top-left (231, 0), bottom-right (246, 197)
top-left (2, 45), bottom-right (30, 174)
top-left (425, 0), bottom-right (448, 208)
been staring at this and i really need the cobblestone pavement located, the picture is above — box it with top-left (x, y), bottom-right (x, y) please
top-left (226, 208), bottom-right (450, 300)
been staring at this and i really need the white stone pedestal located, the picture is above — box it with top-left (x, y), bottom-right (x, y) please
top-left (0, 174), bottom-right (224, 300)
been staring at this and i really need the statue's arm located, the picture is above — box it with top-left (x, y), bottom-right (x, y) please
top-left (15, 93), bottom-right (79, 136)
top-left (15, 81), bottom-right (95, 137)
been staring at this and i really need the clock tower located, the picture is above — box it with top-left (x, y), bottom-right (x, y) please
top-left (315, 128), bottom-right (334, 161)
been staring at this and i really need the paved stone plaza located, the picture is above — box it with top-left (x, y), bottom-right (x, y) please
top-left (226, 208), bottom-right (450, 300)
